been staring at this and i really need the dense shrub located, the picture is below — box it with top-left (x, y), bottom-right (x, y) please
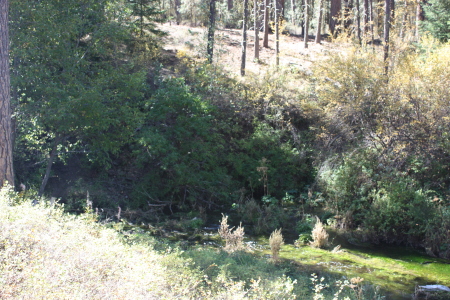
top-left (312, 44), bottom-right (450, 255)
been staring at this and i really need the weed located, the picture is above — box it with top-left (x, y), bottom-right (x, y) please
top-left (218, 214), bottom-right (245, 252)
top-left (269, 228), bottom-right (284, 261)
top-left (310, 217), bottom-right (329, 249)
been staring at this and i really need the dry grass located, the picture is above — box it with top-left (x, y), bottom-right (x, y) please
top-left (269, 228), bottom-right (284, 261)
top-left (0, 187), bottom-right (165, 299)
top-left (310, 217), bottom-right (329, 249)
top-left (218, 214), bottom-right (245, 252)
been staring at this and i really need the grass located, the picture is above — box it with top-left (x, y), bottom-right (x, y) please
top-left (0, 187), bottom-right (301, 299)
top-left (3, 185), bottom-right (446, 299)
top-left (269, 242), bottom-right (450, 299)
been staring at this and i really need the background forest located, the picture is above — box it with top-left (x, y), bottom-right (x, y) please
top-left (5, 0), bottom-right (450, 264)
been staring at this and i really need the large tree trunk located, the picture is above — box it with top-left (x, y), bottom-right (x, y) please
top-left (263, 0), bottom-right (270, 47)
top-left (0, 0), bottom-right (14, 188)
top-left (254, 0), bottom-right (260, 60)
top-left (330, 0), bottom-right (341, 35)
top-left (383, 0), bottom-right (390, 75)
top-left (303, 0), bottom-right (309, 48)
top-left (207, 0), bottom-right (216, 63)
top-left (315, 0), bottom-right (324, 43)
top-left (241, 0), bottom-right (248, 75)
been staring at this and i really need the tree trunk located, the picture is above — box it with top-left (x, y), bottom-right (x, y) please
top-left (330, 0), bottom-right (341, 35)
top-left (383, 0), bottom-right (390, 76)
top-left (399, 0), bottom-right (407, 38)
top-left (356, 0), bottom-right (362, 44)
top-left (241, 0), bottom-right (248, 75)
top-left (291, 0), bottom-right (296, 24)
top-left (228, 0), bottom-right (234, 10)
top-left (315, 0), bottom-right (324, 43)
top-left (364, 0), bottom-right (369, 34)
top-left (263, 0), bottom-right (270, 47)
top-left (38, 135), bottom-right (63, 197)
top-left (207, 0), bottom-right (216, 63)
top-left (370, 0), bottom-right (375, 49)
top-left (254, 0), bottom-right (260, 60)
top-left (0, 0), bottom-right (14, 188)
top-left (174, 0), bottom-right (181, 24)
top-left (303, 0), bottom-right (309, 48)
top-left (275, 0), bottom-right (280, 65)
top-left (415, 0), bottom-right (424, 40)
top-left (280, 0), bottom-right (285, 19)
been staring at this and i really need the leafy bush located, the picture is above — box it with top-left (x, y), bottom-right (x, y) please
top-left (312, 43), bottom-right (450, 253)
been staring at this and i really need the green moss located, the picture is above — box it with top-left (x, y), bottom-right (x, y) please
top-left (258, 243), bottom-right (450, 299)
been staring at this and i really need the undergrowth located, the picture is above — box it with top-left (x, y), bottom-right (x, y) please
top-left (0, 186), bottom-right (385, 299)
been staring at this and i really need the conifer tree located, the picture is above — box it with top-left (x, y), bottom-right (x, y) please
top-left (0, 0), bottom-right (13, 187)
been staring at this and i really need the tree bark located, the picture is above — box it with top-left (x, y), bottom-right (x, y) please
top-left (291, 0), bottom-right (296, 24)
top-left (303, 0), bottom-right (309, 48)
top-left (0, 0), bottom-right (14, 188)
top-left (315, 0), bottom-right (324, 43)
top-left (275, 0), bottom-right (280, 65)
top-left (383, 0), bottom-right (390, 76)
top-left (399, 0), bottom-right (407, 38)
top-left (263, 0), bottom-right (270, 47)
top-left (364, 0), bottom-right (369, 34)
top-left (228, 0), bottom-right (234, 10)
top-left (241, 0), bottom-right (248, 75)
top-left (330, 0), bottom-right (341, 35)
top-left (207, 0), bottom-right (216, 63)
top-left (356, 0), bottom-right (362, 44)
top-left (254, 0), bottom-right (260, 60)
top-left (415, 0), bottom-right (424, 40)
top-left (174, 0), bottom-right (181, 24)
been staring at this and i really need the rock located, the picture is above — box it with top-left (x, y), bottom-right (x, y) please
top-left (418, 285), bottom-right (450, 292)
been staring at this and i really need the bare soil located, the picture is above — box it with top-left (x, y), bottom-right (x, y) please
top-left (159, 22), bottom-right (344, 77)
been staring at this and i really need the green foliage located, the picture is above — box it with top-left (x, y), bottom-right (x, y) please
top-left (133, 78), bottom-right (233, 207)
top-left (10, 0), bottom-right (157, 191)
top-left (422, 0), bottom-right (450, 42)
top-left (237, 199), bottom-right (289, 234)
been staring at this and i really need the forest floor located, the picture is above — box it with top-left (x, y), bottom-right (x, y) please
top-left (159, 22), bottom-right (349, 77)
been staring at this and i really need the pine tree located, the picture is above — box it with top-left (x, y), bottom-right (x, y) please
top-left (422, 0), bottom-right (450, 42)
